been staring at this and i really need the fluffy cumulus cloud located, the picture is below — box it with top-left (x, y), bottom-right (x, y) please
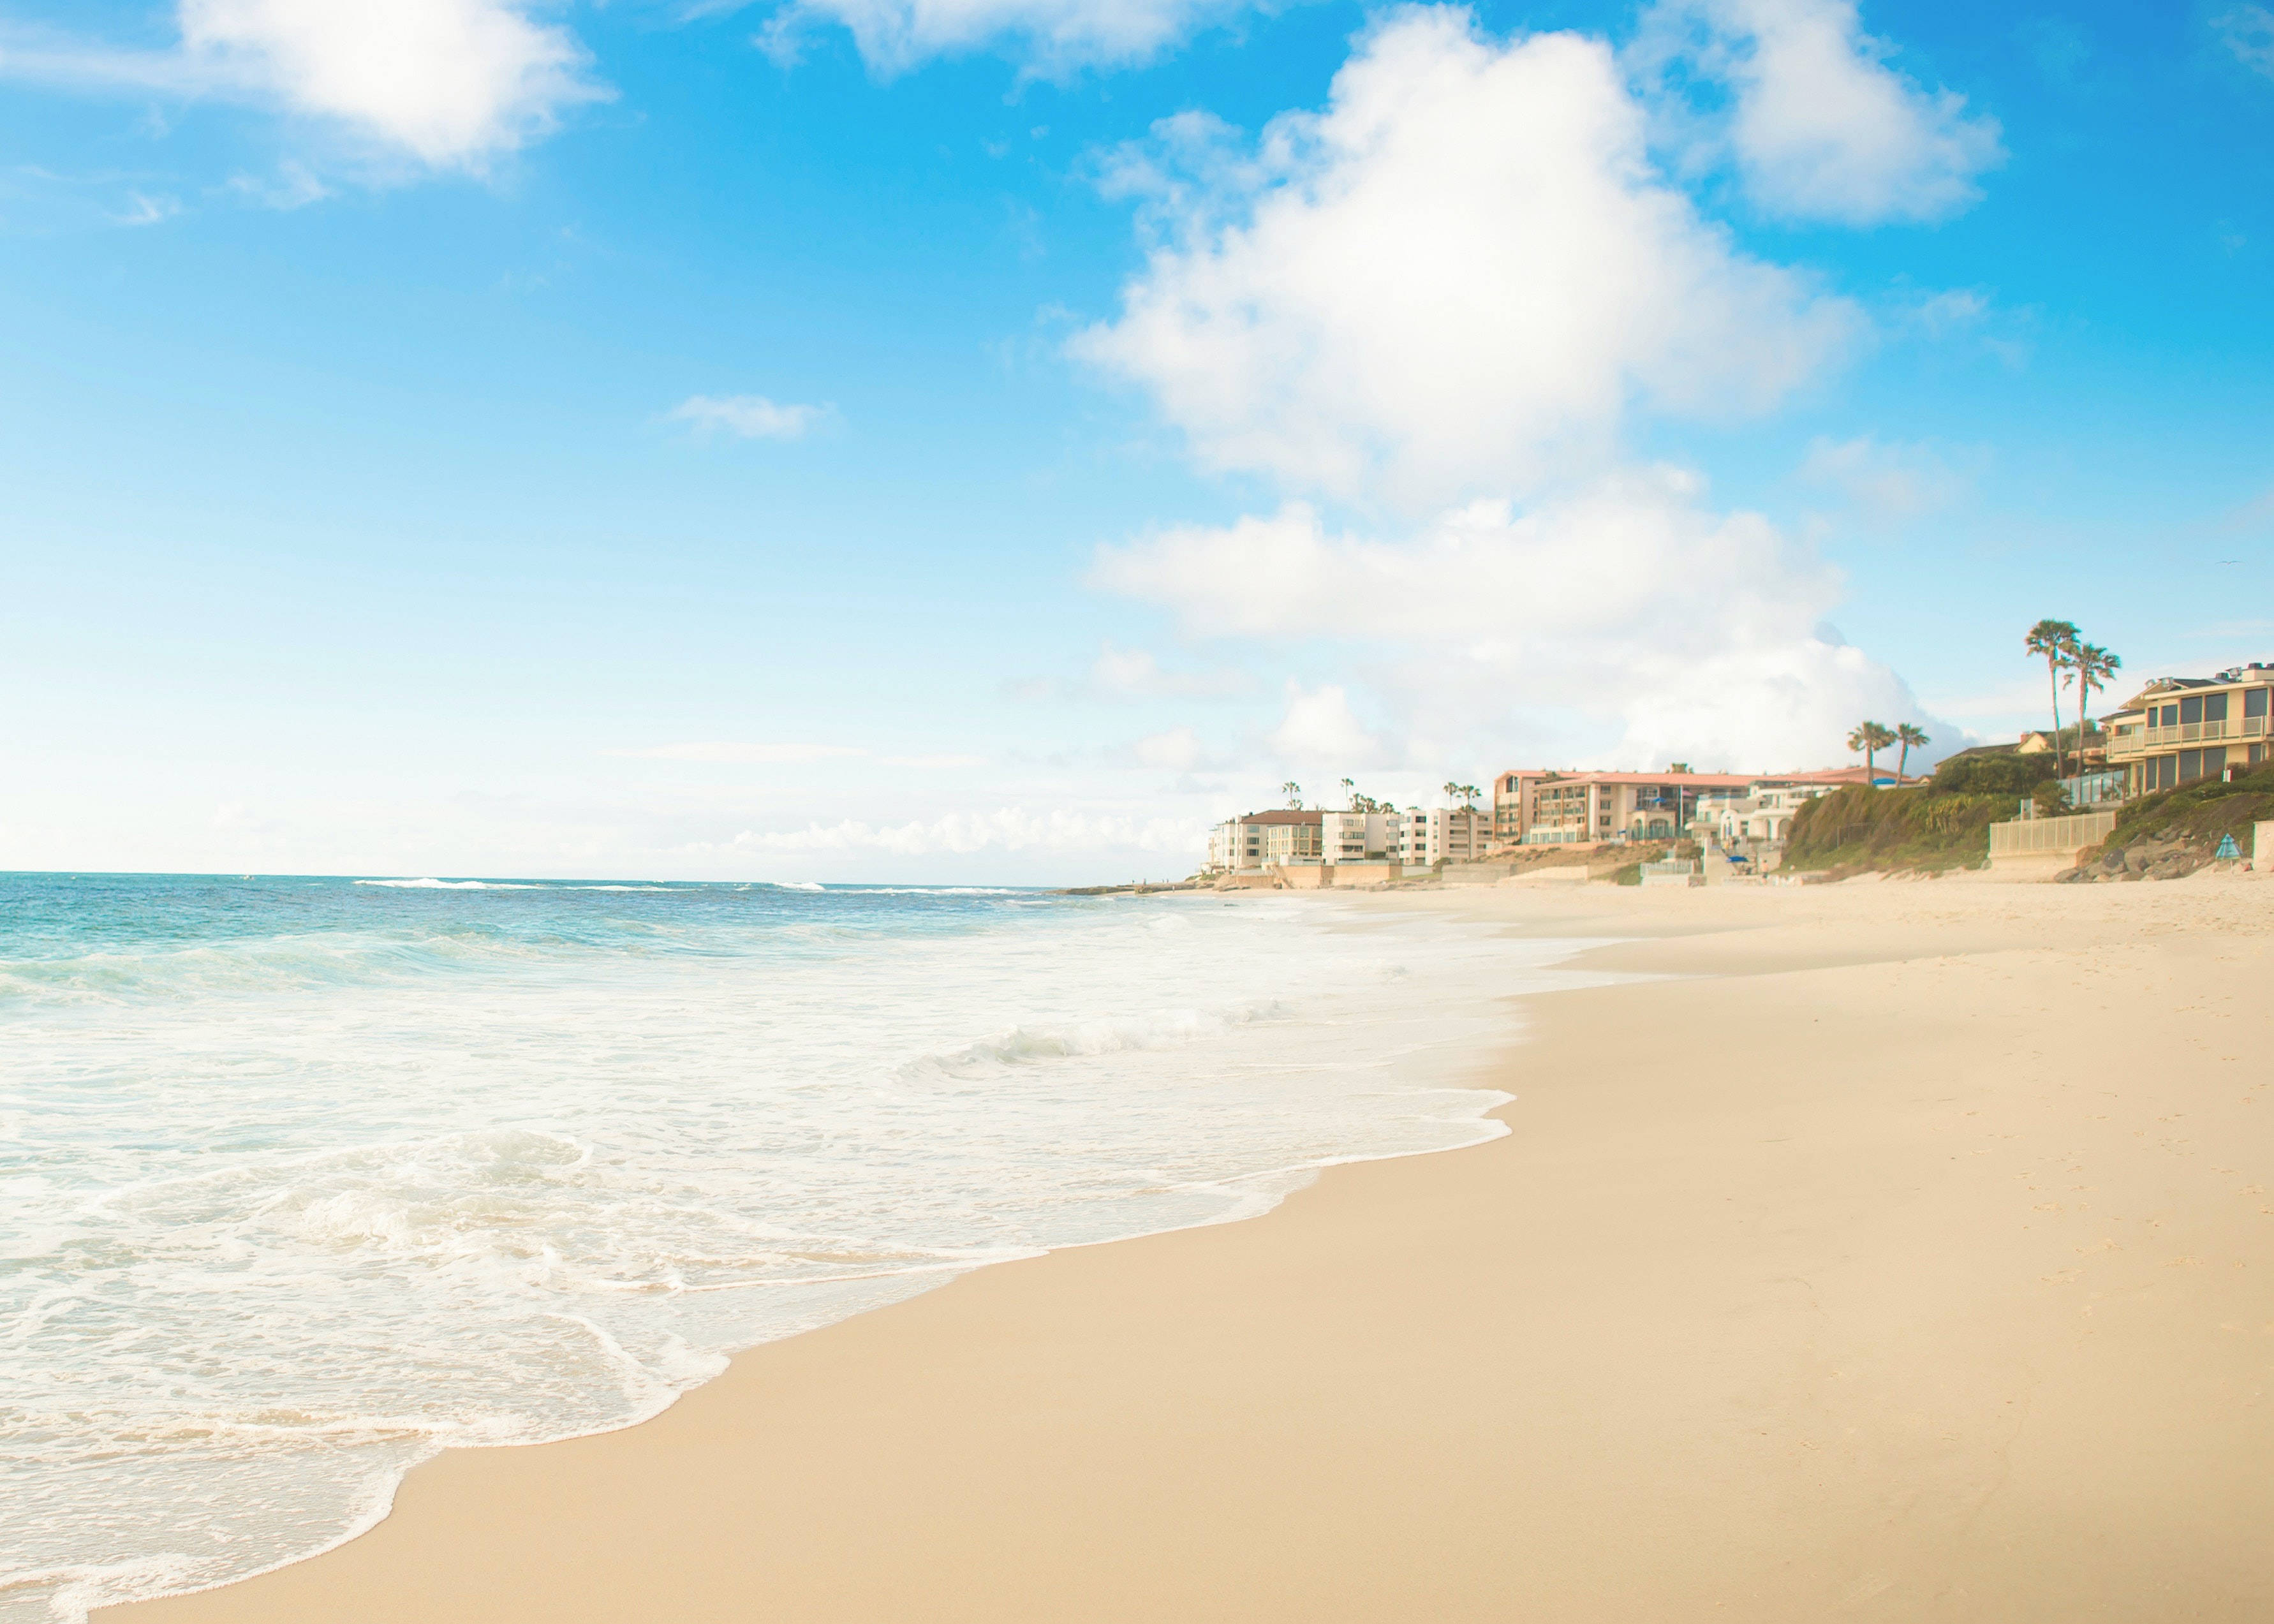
top-left (758, 0), bottom-right (1239, 74)
top-left (1635, 0), bottom-right (2002, 224)
top-left (1096, 470), bottom-right (1927, 772)
top-left (3, 0), bottom-right (605, 171)
top-left (1074, 4), bottom-right (1975, 776)
top-left (1074, 8), bottom-right (1859, 507)
top-left (1264, 683), bottom-right (1386, 769)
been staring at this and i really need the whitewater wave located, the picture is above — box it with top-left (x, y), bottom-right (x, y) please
top-left (353, 879), bottom-right (545, 890)
top-left (909, 1001), bottom-right (1292, 1082)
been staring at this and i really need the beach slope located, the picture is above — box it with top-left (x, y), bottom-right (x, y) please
top-left (112, 879), bottom-right (2274, 1621)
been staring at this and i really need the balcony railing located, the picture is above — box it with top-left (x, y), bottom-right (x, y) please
top-left (2109, 714), bottom-right (2267, 757)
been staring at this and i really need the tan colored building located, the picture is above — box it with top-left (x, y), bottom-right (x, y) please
top-left (1206, 810), bottom-right (1324, 871)
top-left (2105, 664), bottom-right (2274, 792)
top-left (1491, 766), bottom-right (1915, 848)
top-left (1395, 806), bottom-right (1491, 865)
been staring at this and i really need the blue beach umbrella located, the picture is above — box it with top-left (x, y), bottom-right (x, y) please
top-left (2217, 833), bottom-right (2241, 860)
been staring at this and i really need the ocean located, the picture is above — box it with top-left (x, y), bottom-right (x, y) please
top-left (0, 873), bottom-right (1572, 1619)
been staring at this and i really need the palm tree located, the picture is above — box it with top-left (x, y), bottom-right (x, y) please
top-left (2025, 619), bottom-right (2081, 773)
top-left (1340, 777), bottom-right (1357, 811)
top-left (1847, 720), bottom-right (1898, 785)
top-left (1894, 722), bottom-right (1928, 784)
top-left (2072, 644), bottom-right (2121, 767)
top-left (1442, 779), bottom-right (1463, 806)
top-left (1459, 783), bottom-right (1482, 809)
top-left (1281, 780), bottom-right (1303, 809)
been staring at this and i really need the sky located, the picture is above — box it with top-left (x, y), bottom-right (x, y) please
top-left (1, 0), bottom-right (2270, 882)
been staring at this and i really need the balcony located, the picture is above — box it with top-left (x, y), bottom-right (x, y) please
top-left (2116, 715), bottom-right (2268, 757)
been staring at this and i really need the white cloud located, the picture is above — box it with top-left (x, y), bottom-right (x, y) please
top-left (1096, 470), bottom-right (1927, 772)
top-left (1265, 683), bottom-right (1385, 767)
top-left (609, 742), bottom-right (987, 769)
top-left (756, 0), bottom-right (1239, 75)
top-left (1074, 8), bottom-right (1859, 508)
top-left (731, 807), bottom-right (1203, 856)
top-left (224, 159), bottom-right (329, 209)
top-left (1088, 642), bottom-right (1250, 699)
top-left (668, 394), bottom-right (832, 440)
top-left (1636, 0), bottom-right (2002, 224)
top-left (0, 0), bottom-right (605, 170)
top-left (110, 189), bottom-right (182, 226)
top-left (1798, 434), bottom-right (1967, 522)
top-left (610, 742), bottom-right (868, 764)
top-left (1133, 726), bottom-right (1206, 770)
top-left (2217, 6), bottom-right (2274, 78)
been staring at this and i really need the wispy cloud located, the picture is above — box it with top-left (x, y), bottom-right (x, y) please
top-left (2219, 485), bottom-right (2274, 533)
top-left (223, 160), bottom-right (329, 210)
top-left (609, 742), bottom-right (984, 768)
top-left (2216, 6), bottom-right (2274, 78)
top-left (110, 189), bottom-right (182, 226)
top-left (668, 394), bottom-right (834, 441)
top-left (609, 742), bottom-right (866, 764)
top-left (1799, 434), bottom-right (1972, 522)
top-left (727, 807), bottom-right (1202, 857)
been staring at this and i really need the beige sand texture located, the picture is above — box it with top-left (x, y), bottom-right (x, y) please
top-left (110, 877), bottom-right (2274, 1623)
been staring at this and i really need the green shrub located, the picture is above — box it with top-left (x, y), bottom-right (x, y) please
top-left (1931, 751), bottom-right (2056, 796)
top-left (1786, 784), bottom-right (2013, 873)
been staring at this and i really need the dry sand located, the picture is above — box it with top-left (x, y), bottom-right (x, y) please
top-left (111, 875), bottom-right (2274, 1622)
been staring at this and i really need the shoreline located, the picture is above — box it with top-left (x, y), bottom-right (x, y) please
top-left (110, 877), bottom-right (2274, 1621)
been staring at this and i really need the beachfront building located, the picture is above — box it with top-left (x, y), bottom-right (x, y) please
top-left (1206, 810), bottom-right (1324, 872)
top-left (1318, 809), bottom-right (1398, 863)
top-left (1491, 766), bottom-right (1909, 848)
top-left (1691, 782), bottom-right (1836, 846)
top-left (1396, 806), bottom-right (1491, 866)
top-left (2104, 663), bottom-right (2274, 792)
top-left (1206, 808), bottom-right (1404, 871)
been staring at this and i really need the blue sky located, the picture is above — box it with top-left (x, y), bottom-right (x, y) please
top-left (2, 0), bottom-right (2270, 881)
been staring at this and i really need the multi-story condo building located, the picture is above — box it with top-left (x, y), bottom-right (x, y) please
top-left (2104, 664), bottom-right (2274, 792)
top-left (1396, 806), bottom-right (1491, 866)
top-left (1206, 808), bottom-right (1403, 871)
top-left (1491, 766), bottom-right (1904, 846)
top-left (1206, 806), bottom-right (1488, 871)
top-left (1206, 810), bottom-right (1325, 871)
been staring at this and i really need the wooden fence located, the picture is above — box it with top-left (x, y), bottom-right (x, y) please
top-left (1986, 810), bottom-right (2118, 858)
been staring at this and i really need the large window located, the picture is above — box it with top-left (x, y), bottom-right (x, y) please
top-left (2249, 688), bottom-right (2271, 719)
top-left (2179, 749), bottom-right (2203, 783)
top-left (2182, 696), bottom-right (2204, 725)
top-left (2206, 693), bottom-right (2229, 723)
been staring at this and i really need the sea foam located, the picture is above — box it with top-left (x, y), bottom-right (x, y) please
top-left (0, 876), bottom-right (1577, 1620)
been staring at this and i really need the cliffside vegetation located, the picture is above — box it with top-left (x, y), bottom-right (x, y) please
top-left (1783, 751), bottom-right (2058, 873)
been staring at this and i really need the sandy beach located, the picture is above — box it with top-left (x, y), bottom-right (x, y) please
top-left (110, 875), bottom-right (2274, 1622)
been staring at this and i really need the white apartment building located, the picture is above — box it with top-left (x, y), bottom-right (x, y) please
top-left (1690, 783), bottom-right (1833, 846)
top-left (1396, 806), bottom-right (1491, 866)
top-left (1207, 805), bottom-right (1489, 871)
top-left (1317, 809), bottom-right (1398, 863)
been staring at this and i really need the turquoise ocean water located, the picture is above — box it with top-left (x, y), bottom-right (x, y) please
top-left (0, 873), bottom-right (1564, 1618)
